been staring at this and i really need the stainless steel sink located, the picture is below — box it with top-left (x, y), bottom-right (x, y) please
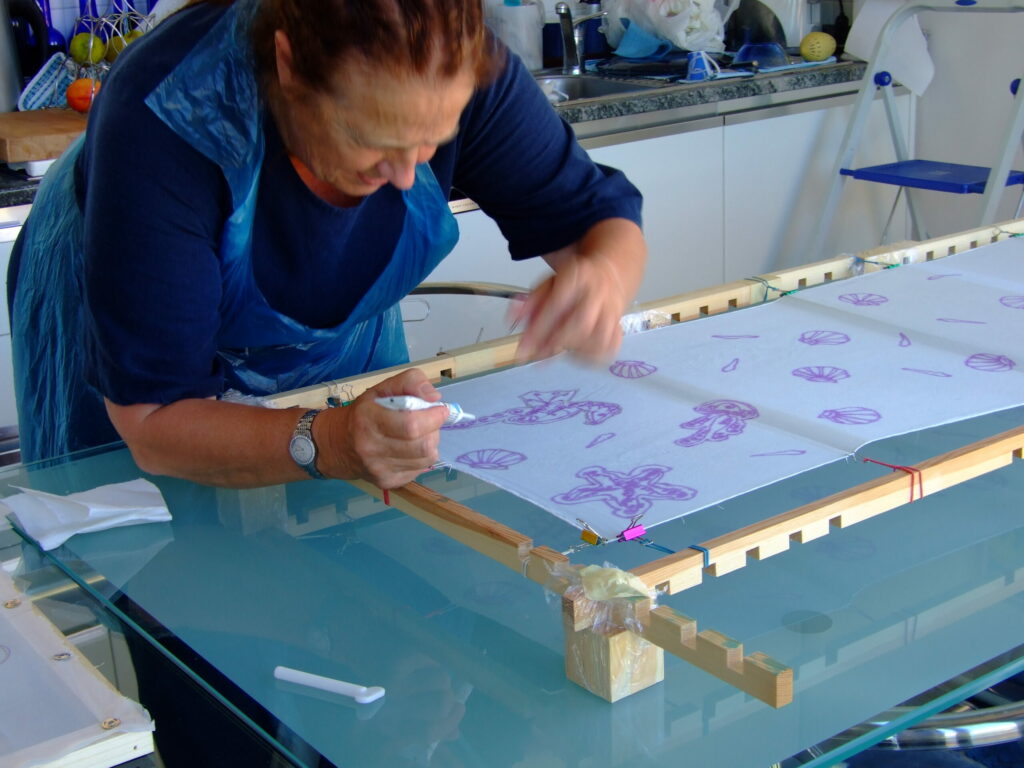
top-left (533, 73), bottom-right (662, 104)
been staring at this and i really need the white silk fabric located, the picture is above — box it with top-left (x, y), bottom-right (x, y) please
top-left (437, 239), bottom-right (1024, 539)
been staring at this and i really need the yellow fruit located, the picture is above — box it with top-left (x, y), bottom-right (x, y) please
top-left (69, 32), bottom-right (106, 65)
top-left (799, 31), bottom-right (837, 62)
top-left (105, 36), bottom-right (128, 62)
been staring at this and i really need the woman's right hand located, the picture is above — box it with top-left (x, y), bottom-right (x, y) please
top-left (318, 368), bottom-right (450, 488)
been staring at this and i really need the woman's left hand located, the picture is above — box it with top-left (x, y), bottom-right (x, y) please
top-left (512, 218), bottom-right (646, 363)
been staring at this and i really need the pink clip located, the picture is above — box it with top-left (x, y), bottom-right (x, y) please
top-left (618, 524), bottom-right (647, 542)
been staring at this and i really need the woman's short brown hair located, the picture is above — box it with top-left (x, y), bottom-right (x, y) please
top-left (248, 0), bottom-right (503, 93)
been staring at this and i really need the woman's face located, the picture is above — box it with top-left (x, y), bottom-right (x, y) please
top-left (274, 41), bottom-right (477, 201)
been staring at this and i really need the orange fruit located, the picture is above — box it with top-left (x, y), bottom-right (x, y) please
top-left (66, 78), bottom-right (101, 113)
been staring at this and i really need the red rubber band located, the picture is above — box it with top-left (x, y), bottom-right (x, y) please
top-left (862, 457), bottom-right (923, 502)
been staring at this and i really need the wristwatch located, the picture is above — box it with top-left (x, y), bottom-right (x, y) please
top-left (289, 409), bottom-right (325, 480)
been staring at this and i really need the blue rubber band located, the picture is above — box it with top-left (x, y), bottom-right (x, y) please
top-left (642, 540), bottom-right (675, 555)
top-left (688, 544), bottom-right (710, 568)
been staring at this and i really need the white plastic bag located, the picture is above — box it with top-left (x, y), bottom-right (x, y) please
top-left (603, 0), bottom-right (740, 52)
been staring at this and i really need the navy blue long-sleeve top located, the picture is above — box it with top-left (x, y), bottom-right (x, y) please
top-left (76, 2), bottom-right (643, 405)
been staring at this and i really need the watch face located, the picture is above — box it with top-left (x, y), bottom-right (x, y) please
top-left (290, 435), bottom-right (316, 465)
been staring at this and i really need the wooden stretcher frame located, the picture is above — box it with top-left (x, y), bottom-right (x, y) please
top-left (262, 219), bottom-right (1024, 709)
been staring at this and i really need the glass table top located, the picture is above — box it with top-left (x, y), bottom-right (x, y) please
top-left (3, 405), bottom-right (1024, 768)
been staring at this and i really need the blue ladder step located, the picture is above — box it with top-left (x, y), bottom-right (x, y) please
top-left (840, 159), bottom-right (1024, 194)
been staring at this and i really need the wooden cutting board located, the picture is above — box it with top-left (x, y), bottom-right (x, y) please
top-left (0, 109), bottom-right (87, 163)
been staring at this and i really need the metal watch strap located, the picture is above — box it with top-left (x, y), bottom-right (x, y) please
top-left (291, 409), bottom-right (325, 480)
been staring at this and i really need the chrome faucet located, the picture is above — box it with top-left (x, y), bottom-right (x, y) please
top-left (555, 2), bottom-right (607, 76)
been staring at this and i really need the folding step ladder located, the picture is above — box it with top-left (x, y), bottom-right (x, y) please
top-left (809, 0), bottom-right (1024, 258)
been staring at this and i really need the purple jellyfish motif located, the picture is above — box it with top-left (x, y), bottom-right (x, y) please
top-left (456, 449), bottom-right (527, 470)
top-left (839, 292), bottom-right (888, 307)
top-left (1000, 296), bottom-right (1024, 310)
top-left (792, 366), bottom-right (850, 383)
top-left (552, 464), bottom-right (697, 519)
top-left (798, 330), bottom-right (850, 346)
top-left (964, 353), bottom-right (1016, 373)
top-left (818, 406), bottom-right (882, 425)
top-left (675, 399), bottom-right (759, 447)
top-left (609, 360), bottom-right (657, 379)
top-left (444, 389), bottom-right (621, 430)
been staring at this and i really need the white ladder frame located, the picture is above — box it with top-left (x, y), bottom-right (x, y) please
top-left (809, 0), bottom-right (1024, 259)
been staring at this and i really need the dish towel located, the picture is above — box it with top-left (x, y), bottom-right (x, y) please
top-left (1, 478), bottom-right (171, 551)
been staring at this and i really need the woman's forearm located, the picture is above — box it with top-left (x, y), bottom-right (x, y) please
top-left (104, 368), bottom-right (450, 488)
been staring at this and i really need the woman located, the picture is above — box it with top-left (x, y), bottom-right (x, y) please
top-left (9, 0), bottom-right (646, 488)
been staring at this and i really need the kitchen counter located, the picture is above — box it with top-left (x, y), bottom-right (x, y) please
top-left (559, 60), bottom-right (868, 141)
top-left (0, 164), bottom-right (45, 208)
top-left (0, 60), bottom-right (869, 209)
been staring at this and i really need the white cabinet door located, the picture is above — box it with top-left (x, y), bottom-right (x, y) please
top-left (0, 214), bottom-right (24, 432)
top-left (0, 335), bottom-right (14, 429)
top-left (587, 122), bottom-right (726, 302)
top-left (723, 93), bottom-right (914, 280)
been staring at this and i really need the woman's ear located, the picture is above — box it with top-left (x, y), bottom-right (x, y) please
top-left (274, 29), bottom-right (298, 93)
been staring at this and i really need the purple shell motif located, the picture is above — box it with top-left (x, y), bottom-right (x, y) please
top-left (818, 406), bottom-right (882, 425)
top-left (609, 360), bottom-right (657, 379)
top-left (1000, 296), bottom-right (1024, 310)
top-left (839, 292), bottom-right (888, 307)
top-left (964, 353), bottom-right (1016, 373)
top-left (792, 366), bottom-right (850, 383)
top-left (799, 329), bottom-right (850, 346)
top-left (456, 448), bottom-right (527, 470)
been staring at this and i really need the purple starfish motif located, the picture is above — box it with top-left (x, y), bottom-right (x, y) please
top-left (551, 465), bottom-right (697, 519)
top-left (443, 389), bottom-right (621, 429)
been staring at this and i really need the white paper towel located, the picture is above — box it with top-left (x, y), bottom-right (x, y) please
top-left (844, 0), bottom-right (934, 96)
top-left (485, 1), bottom-right (545, 71)
top-left (2, 478), bottom-right (171, 551)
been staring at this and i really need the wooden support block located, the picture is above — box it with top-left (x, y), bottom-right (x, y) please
top-left (642, 606), bottom-right (793, 708)
top-left (564, 614), bottom-right (665, 703)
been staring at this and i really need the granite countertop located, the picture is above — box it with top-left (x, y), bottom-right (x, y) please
top-left (0, 164), bottom-right (46, 209)
top-left (0, 60), bottom-right (868, 210)
top-left (559, 59), bottom-right (868, 140)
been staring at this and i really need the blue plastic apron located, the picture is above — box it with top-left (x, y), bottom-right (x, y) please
top-left (11, 0), bottom-right (459, 462)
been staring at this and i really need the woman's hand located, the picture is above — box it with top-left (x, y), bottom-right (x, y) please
top-left (318, 368), bottom-right (449, 488)
top-left (512, 218), bottom-right (646, 363)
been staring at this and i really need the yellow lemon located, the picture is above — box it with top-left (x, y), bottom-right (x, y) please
top-left (69, 32), bottom-right (106, 65)
top-left (799, 31), bottom-right (837, 62)
top-left (104, 36), bottom-right (128, 62)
